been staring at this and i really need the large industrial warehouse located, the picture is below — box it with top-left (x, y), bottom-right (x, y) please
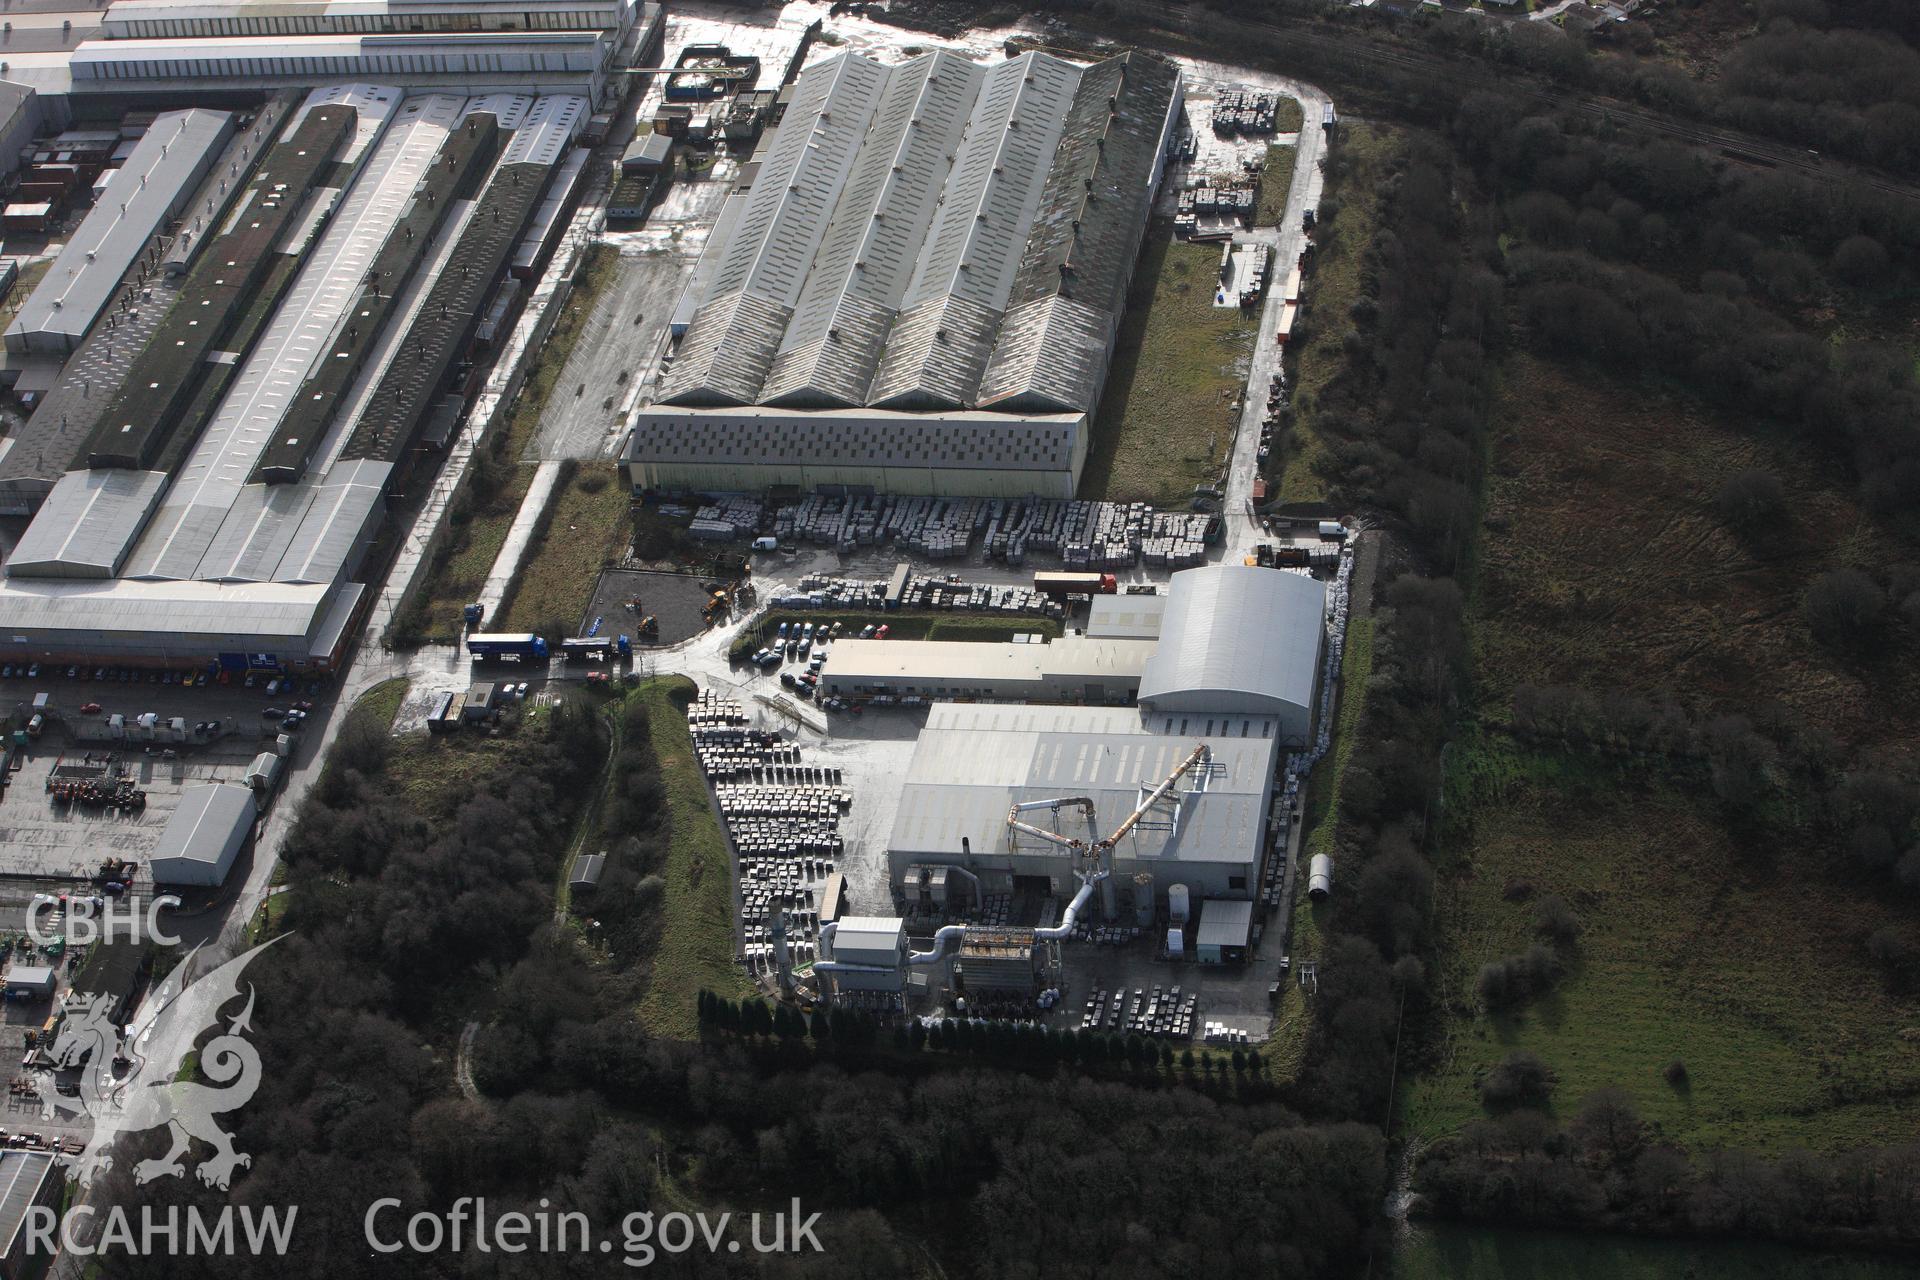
top-left (822, 564), bottom-right (1325, 733)
top-left (623, 45), bottom-right (1184, 498)
top-left (67, 0), bottom-right (661, 106)
top-left (881, 565), bottom-right (1328, 914)
top-left (0, 86), bottom-right (592, 669)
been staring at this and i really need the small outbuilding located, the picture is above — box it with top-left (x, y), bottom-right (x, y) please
top-left (2, 964), bottom-right (54, 1000)
top-left (621, 130), bottom-right (672, 173)
top-left (568, 853), bottom-right (605, 891)
top-left (149, 783), bottom-right (255, 887)
top-left (1195, 898), bottom-right (1254, 966)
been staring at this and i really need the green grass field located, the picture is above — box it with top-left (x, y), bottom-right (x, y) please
top-left (499, 461), bottom-right (632, 636)
top-left (1406, 732), bottom-right (1920, 1153)
top-left (729, 611), bottom-right (1063, 661)
top-left (1078, 237), bottom-right (1255, 505)
top-left (1400, 1221), bottom-right (1920, 1280)
top-left (400, 243), bottom-right (624, 645)
top-left (1277, 123), bottom-right (1401, 503)
top-left (1255, 144), bottom-right (1298, 227)
top-left (633, 676), bottom-right (753, 1038)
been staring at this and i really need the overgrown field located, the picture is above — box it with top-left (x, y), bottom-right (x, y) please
top-left (1475, 354), bottom-right (1920, 765)
top-left (1276, 122), bottom-right (1401, 503)
top-left (396, 243), bottom-right (625, 646)
top-left (1408, 733), bottom-right (1920, 1153)
top-left (1411, 353), bottom-right (1920, 1153)
top-left (499, 460), bottom-right (632, 637)
top-left (1078, 237), bottom-right (1255, 506)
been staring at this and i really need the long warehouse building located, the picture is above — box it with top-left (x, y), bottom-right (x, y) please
top-left (5, 107), bottom-right (233, 355)
top-left (624, 45), bottom-right (1183, 498)
top-left (0, 86), bottom-right (587, 669)
top-left (67, 0), bottom-right (661, 107)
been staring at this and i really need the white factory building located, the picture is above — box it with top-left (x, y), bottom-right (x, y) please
top-left (821, 631), bottom-right (1152, 706)
top-left (824, 565), bottom-right (1326, 740)
top-left (65, 0), bottom-right (660, 106)
top-left (624, 45), bottom-right (1183, 498)
top-left (883, 566), bottom-right (1329, 914)
top-left (5, 107), bottom-right (233, 355)
top-left (149, 782), bottom-right (257, 886)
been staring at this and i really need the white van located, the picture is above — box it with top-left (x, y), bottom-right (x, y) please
top-left (751, 537), bottom-right (778, 552)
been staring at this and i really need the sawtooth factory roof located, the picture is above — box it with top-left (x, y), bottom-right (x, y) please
top-left (658, 46), bottom-right (1180, 416)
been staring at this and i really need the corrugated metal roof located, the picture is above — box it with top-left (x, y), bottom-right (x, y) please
top-left (888, 702), bottom-right (1276, 867)
top-left (6, 468), bottom-right (168, 578)
top-left (0, 1151), bottom-right (55, 1260)
top-left (501, 92), bottom-right (586, 166)
top-left (128, 93), bottom-right (458, 581)
top-left (152, 782), bottom-right (254, 866)
top-left (1138, 566), bottom-right (1324, 718)
top-left (1195, 897), bottom-right (1253, 948)
top-left (658, 49), bottom-right (1179, 418)
top-left (5, 108), bottom-right (232, 351)
top-left (0, 577), bottom-right (336, 641)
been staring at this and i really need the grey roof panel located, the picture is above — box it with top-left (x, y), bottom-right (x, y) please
top-left (1138, 566), bottom-right (1325, 719)
top-left (5, 469), bottom-right (169, 579)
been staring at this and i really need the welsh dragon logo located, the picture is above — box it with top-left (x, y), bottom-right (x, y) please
top-left (42, 940), bottom-right (280, 1190)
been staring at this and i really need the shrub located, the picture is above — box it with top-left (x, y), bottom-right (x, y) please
top-left (1479, 1050), bottom-right (1556, 1109)
top-left (1714, 469), bottom-right (1786, 536)
top-left (1803, 568), bottom-right (1886, 653)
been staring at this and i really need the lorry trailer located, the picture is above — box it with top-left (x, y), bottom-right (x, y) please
top-left (1032, 572), bottom-right (1118, 596)
top-left (466, 633), bottom-right (550, 660)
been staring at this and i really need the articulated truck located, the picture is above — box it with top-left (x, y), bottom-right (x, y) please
top-left (1032, 572), bottom-right (1118, 596)
top-left (466, 633), bottom-right (549, 661)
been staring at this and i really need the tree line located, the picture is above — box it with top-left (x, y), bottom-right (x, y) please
top-left (1415, 1072), bottom-right (1920, 1252)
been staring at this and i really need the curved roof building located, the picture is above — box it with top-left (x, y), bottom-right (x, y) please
top-left (1137, 565), bottom-right (1326, 740)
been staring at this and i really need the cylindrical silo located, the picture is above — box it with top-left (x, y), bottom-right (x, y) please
top-left (1168, 883), bottom-right (1190, 925)
top-left (1307, 854), bottom-right (1333, 902)
top-left (1133, 871), bottom-right (1154, 928)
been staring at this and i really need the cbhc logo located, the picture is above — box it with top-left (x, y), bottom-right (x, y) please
top-left (28, 895), bottom-right (182, 948)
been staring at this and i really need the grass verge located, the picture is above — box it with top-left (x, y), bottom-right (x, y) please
top-left (398, 243), bottom-right (625, 646)
top-left (633, 676), bottom-right (753, 1038)
top-left (1078, 237), bottom-right (1256, 505)
top-left (1255, 144), bottom-right (1298, 227)
top-left (499, 461), bottom-right (633, 636)
top-left (1277, 122), bottom-right (1402, 503)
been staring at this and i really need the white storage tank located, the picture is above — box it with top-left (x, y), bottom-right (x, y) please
top-left (1133, 872), bottom-right (1154, 928)
top-left (1168, 883), bottom-right (1191, 925)
top-left (1308, 854), bottom-right (1333, 902)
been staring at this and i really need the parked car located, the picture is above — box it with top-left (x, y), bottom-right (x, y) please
top-left (859, 624), bottom-right (876, 638)
top-left (78, 702), bottom-right (101, 715)
top-left (27, 664), bottom-right (39, 678)
top-left (261, 707), bottom-right (285, 720)
top-left (874, 625), bottom-right (890, 640)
